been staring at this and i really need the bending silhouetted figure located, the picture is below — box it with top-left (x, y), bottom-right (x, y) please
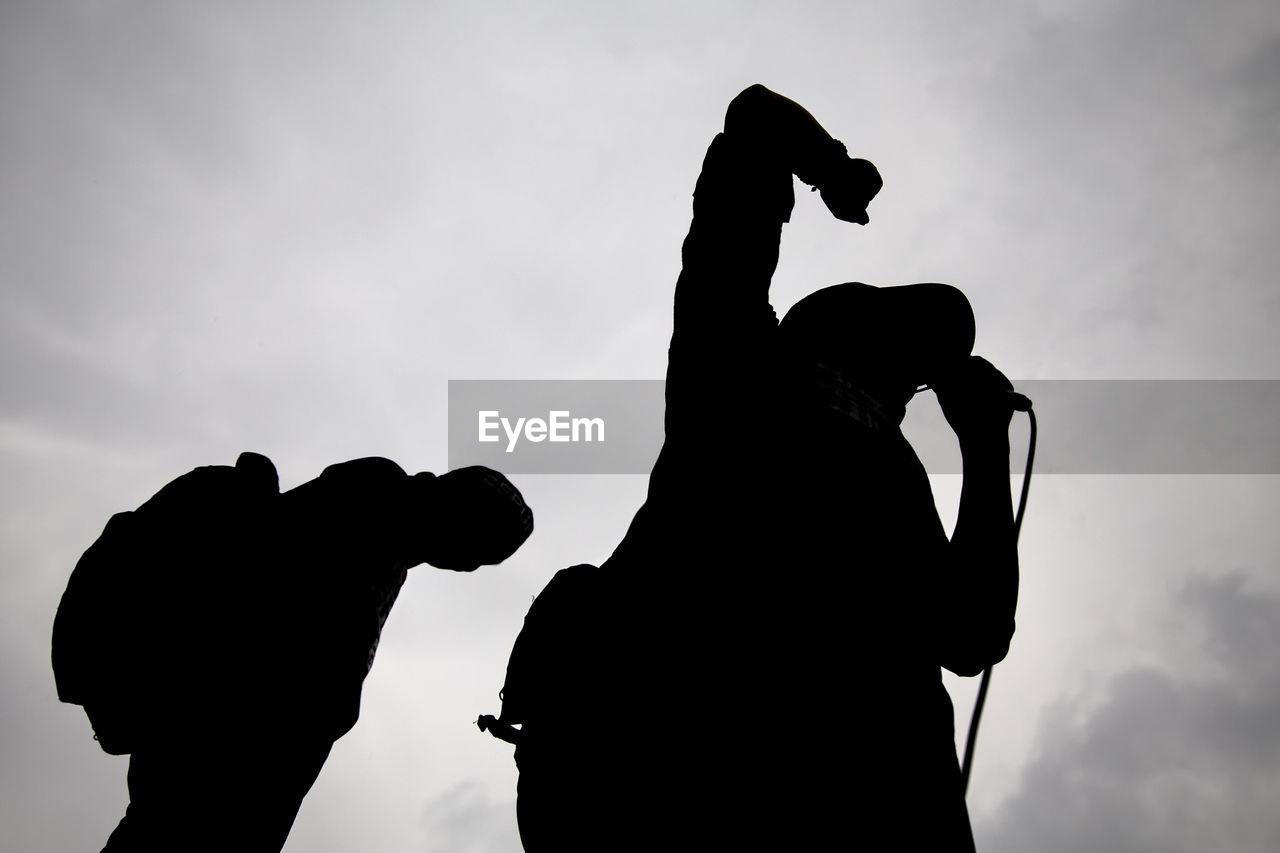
top-left (53, 452), bottom-right (533, 853)
top-left (504, 85), bottom-right (1018, 852)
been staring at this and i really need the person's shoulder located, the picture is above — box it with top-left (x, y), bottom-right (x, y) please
top-left (540, 563), bottom-right (600, 597)
top-left (317, 457), bottom-right (410, 487)
top-left (141, 453), bottom-right (276, 502)
top-left (132, 457), bottom-right (279, 527)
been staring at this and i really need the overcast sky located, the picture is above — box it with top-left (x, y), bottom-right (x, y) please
top-left (2, 2), bottom-right (1278, 851)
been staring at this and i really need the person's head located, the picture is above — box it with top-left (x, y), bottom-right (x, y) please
top-left (779, 282), bottom-right (975, 415)
top-left (407, 467), bottom-right (534, 572)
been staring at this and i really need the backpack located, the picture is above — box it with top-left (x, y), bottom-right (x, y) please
top-left (481, 561), bottom-right (739, 851)
top-left (479, 563), bottom-right (631, 851)
top-left (51, 452), bottom-right (279, 754)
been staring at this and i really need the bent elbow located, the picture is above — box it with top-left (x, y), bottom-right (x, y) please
top-left (943, 659), bottom-right (985, 679)
top-left (732, 83), bottom-right (773, 107)
top-left (725, 84), bottom-right (776, 133)
top-left (940, 620), bottom-right (1015, 677)
top-left (944, 652), bottom-right (1003, 679)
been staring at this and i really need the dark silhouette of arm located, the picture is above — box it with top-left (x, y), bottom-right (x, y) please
top-left (932, 358), bottom-right (1020, 676)
top-left (724, 84), bottom-right (881, 223)
top-left (666, 85), bottom-right (880, 436)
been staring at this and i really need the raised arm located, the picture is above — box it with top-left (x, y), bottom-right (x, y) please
top-left (666, 85), bottom-right (882, 434)
top-left (723, 84), bottom-right (882, 224)
top-left (678, 85), bottom-right (881, 315)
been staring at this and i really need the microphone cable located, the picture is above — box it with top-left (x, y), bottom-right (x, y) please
top-left (960, 400), bottom-right (1036, 794)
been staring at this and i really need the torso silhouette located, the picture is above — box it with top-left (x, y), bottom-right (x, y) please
top-left (56, 455), bottom-right (431, 853)
top-left (576, 130), bottom-right (974, 848)
top-left (268, 456), bottom-right (417, 740)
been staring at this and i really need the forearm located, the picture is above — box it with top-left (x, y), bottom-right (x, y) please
top-left (678, 83), bottom-right (879, 306)
top-left (676, 142), bottom-right (789, 316)
top-left (666, 85), bottom-right (880, 430)
top-left (939, 437), bottom-right (1020, 675)
top-left (724, 84), bottom-right (849, 189)
top-left (667, 106), bottom-right (799, 418)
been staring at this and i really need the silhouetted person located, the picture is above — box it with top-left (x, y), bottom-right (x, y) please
top-left (501, 85), bottom-right (1018, 852)
top-left (53, 452), bottom-right (533, 853)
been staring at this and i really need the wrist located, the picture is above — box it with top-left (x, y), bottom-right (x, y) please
top-left (958, 431), bottom-right (1010, 459)
top-left (796, 138), bottom-right (849, 189)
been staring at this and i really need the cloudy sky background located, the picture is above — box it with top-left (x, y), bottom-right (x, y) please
top-left (2, 1), bottom-right (1278, 850)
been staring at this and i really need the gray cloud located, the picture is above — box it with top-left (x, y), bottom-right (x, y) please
top-left (420, 781), bottom-right (519, 853)
top-left (947, 1), bottom-right (1280, 379)
top-left (976, 575), bottom-right (1280, 853)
